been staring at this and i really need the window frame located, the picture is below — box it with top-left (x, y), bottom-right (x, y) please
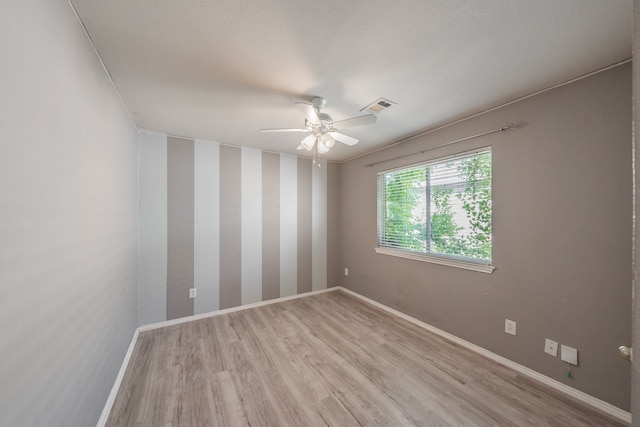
top-left (375, 147), bottom-right (495, 274)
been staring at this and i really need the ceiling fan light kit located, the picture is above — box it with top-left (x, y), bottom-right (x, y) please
top-left (320, 133), bottom-right (335, 148)
top-left (317, 141), bottom-right (330, 154)
top-left (260, 96), bottom-right (377, 156)
top-left (300, 134), bottom-right (316, 151)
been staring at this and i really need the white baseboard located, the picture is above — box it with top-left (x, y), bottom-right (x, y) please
top-left (138, 287), bottom-right (337, 332)
top-left (99, 285), bottom-right (630, 425)
top-left (96, 286), bottom-right (339, 426)
top-left (336, 286), bottom-right (631, 424)
top-left (96, 328), bottom-right (139, 427)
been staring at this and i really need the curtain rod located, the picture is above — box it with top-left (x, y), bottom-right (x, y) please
top-left (363, 122), bottom-right (527, 168)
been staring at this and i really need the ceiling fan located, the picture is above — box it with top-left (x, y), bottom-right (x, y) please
top-left (260, 97), bottom-right (377, 154)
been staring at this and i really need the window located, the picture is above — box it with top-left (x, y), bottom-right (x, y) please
top-left (376, 148), bottom-right (493, 272)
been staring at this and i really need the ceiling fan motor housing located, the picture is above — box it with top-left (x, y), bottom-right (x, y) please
top-left (317, 112), bottom-right (333, 123)
top-left (311, 96), bottom-right (327, 110)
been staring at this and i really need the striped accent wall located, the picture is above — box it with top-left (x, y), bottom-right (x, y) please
top-left (138, 132), bottom-right (333, 324)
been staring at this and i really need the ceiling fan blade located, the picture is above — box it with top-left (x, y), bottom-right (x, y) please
top-left (332, 114), bottom-right (377, 130)
top-left (329, 132), bottom-right (359, 146)
top-left (260, 128), bottom-right (309, 133)
top-left (295, 102), bottom-right (320, 125)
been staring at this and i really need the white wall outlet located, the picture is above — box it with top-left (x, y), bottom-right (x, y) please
top-left (544, 339), bottom-right (558, 356)
top-left (561, 345), bottom-right (578, 365)
top-left (505, 319), bottom-right (517, 336)
top-left (189, 288), bottom-right (197, 299)
top-left (344, 268), bottom-right (349, 276)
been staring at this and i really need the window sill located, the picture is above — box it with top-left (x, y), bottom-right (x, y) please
top-left (374, 247), bottom-right (495, 274)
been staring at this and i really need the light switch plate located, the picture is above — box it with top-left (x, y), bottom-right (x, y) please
top-left (189, 288), bottom-right (197, 299)
top-left (561, 345), bottom-right (578, 365)
top-left (544, 339), bottom-right (558, 356)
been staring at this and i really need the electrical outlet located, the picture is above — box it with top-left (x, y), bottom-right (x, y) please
top-left (344, 268), bottom-right (349, 276)
top-left (505, 319), bottom-right (517, 336)
top-left (561, 345), bottom-right (578, 365)
top-left (544, 339), bottom-right (558, 356)
top-left (189, 288), bottom-right (197, 299)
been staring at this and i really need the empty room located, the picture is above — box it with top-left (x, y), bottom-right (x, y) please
top-left (1, 0), bottom-right (638, 426)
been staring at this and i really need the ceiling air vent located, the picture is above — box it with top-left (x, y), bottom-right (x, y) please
top-left (361, 98), bottom-right (396, 114)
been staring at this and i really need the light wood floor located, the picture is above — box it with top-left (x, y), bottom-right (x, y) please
top-left (107, 290), bottom-right (627, 426)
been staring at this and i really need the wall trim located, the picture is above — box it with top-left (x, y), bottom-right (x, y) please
top-left (339, 58), bottom-right (632, 164)
top-left (96, 328), bottom-right (139, 427)
top-left (336, 286), bottom-right (632, 424)
top-left (138, 287), bottom-right (335, 332)
top-left (138, 128), bottom-right (324, 163)
top-left (97, 287), bottom-right (337, 426)
top-left (67, 0), bottom-right (137, 130)
top-left (98, 285), bottom-right (630, 425)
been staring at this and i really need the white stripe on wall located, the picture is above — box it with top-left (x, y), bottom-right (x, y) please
top-left (241, 147), bottom-right (263, 305)
top-left (280, 154), bottom-right (298, 297)
top-left (312, 159), bottom-right (328, 290)
top-left (137, 132), bottom-right (168, 325)
top-left (194, 140), bottom-right (220, 314)
top-left (136, 133), bottom-right (333, 321)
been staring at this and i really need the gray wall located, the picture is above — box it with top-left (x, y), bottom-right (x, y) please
top-left (0, 0), bottom-right (139, 426)
top-left (138, 134), bottom-right (338, 325)
top-left (338, 63), bottom-right (632, 410)
top-left (327, 161), bottom-right (340, 287)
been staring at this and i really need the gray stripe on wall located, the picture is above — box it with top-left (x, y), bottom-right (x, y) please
top-left (219, 145), bottom-right (242, 309)
top-left (137, 135), bottom-right (333, 322)
top-left (312, 159), bottom-right (328, 290)
top-left (138, 132), bottom-right (168, 325)
top-left (166, 137), bottom-right (195, 320)
top-left (262, 152), bottom-right (280, 300)
top-left (327, 161), bottom-right (339, 287)
top-left (194, 140), bottom-right (220, 314)
top-left (297, 157), bottom-right (313, 294)
top-left (241, 147), bottom-right (263, 305)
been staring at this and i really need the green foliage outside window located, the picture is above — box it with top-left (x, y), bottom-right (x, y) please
top-left (381, 167), bottom-right (426, 251)
top-left (379, 150), bottom-right (492, 263)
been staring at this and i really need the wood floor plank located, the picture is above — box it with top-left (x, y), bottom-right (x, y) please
top-left (209, 369), bottom-right (250, 427)
top-left (107, 290), bottom-right (628, 426)
top-left (227, 339), bottom-right (281, 426)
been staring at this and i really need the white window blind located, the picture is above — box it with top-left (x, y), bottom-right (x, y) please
top-left (377, 148), bottom-right (492, 265)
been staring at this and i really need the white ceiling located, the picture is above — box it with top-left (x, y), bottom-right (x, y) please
top-left (70, 0), bottom-right (632, 161)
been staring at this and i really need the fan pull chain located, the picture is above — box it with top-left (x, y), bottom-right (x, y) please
top-left (312, 139), bottom-right (321, 167)
top-left (312, 142), bottom-right (316, 165)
